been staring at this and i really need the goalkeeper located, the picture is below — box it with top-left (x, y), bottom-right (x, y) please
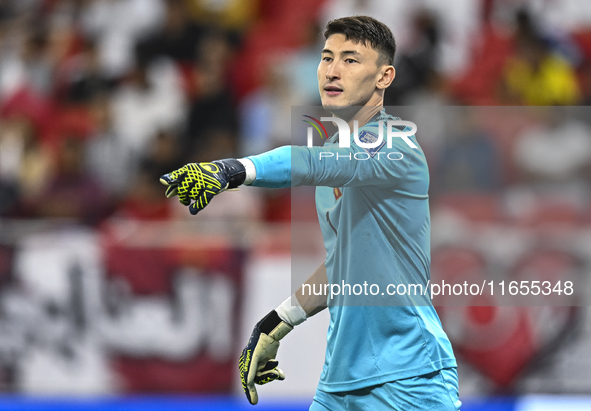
top-left (161, 16), bottom-right (461, 411)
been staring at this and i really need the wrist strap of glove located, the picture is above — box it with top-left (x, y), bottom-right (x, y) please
top-left (257, 310), bottom-right (293, 341)
top-left (212, 159), bottom-right (246, 189)
top-left (276, 295), bottom-right (307, 326)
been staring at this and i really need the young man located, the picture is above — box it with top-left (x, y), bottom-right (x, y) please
top-left (161, 16), bottom-right (461, 410)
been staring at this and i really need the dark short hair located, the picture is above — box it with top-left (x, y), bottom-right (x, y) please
top-left (323, 16), bottom-right (396, 66)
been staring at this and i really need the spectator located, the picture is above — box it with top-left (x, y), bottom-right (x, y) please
top-left (514, 108), bottom-right (591, 187)
top-left (280, 22), bottom-right (324, 105)
top-left (85, 93), bottom-right (136, 199)
top-left (184, 0), bottom-right (257, 31)
top-left (500, 31), bottom-right (581, 105)
top-left (55, 39), bottom-right (112, 105)
top-left (385, 9), bottom-right (441, 105)
top-left (185, 30), bottom-right (238, 161)
top-left (116, 130), bottom-right (181, 220)
top-left (116, 166), bottom-right (172, 220)
top-left (433, 108), bottom-right (502, 193)
top-left (0, 27), bottom-right (55, 99)
top-left (507, 107), bottom-right (591, 223)
top-left (32, 136), bottom-right (108, 225)
top-left (401, 71), bottom-right (454, 164)
top-left (238, 54), bottom-right (292, 156)
top-left (0, 117), bottom-right (52, 216)
top-left (136, 0), bottom-right (208, 64)
top-left (80, 0), bottom-right (164, 79)
top-left (111, 57), bottom-right (186, 157)
top-left (139, 129), bottom-right (182, 180)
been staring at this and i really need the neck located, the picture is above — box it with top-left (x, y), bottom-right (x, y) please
top-left (349, 105), bottom-right (382, 130)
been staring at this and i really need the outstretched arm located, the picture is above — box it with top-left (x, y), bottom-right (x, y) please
top-left (160, 134), bottom-right (415, 214)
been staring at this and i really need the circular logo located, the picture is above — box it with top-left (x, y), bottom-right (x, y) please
top-left (201, 163), bottom-right (219, 173)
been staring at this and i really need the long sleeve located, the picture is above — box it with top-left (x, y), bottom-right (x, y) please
top-left (247, 124), bottom-right (420, 189)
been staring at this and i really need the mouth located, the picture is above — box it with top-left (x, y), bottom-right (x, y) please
top-left (324, 85), bottom-right (343, 97)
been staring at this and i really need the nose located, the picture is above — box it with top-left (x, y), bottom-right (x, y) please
top-left (325, 60), bottom-right (340, 81)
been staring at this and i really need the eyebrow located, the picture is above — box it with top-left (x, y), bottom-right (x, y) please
top-left (321, 49), bottom-right (363, 57)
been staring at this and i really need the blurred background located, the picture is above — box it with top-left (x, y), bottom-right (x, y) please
top-left (0, 0), bottom-right (591, 410)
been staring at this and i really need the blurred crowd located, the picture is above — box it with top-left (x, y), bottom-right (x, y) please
top-left (0, 0), bottom-right (591, 226)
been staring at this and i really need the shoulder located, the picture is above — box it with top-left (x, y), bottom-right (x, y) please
top-left (355, 113), bottom-right (419, 154)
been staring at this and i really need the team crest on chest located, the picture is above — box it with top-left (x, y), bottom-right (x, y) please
top-left (358, 130), bottom-right (386, 157)
top-left (333, 188), bottom-right (342, 200)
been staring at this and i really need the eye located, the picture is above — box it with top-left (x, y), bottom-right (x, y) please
top-left (322, 56), bottom-right (332, 62)
top-left (345, 58), bottom-right (358, 64)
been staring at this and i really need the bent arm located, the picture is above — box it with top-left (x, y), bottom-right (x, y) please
top-left (295, 262), bottom-right (328, 317)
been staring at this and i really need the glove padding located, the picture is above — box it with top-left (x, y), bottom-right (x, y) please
top-left (239, 310), bottom-right (293, 405)
top-left (159, 159), bottom-right (246, 215)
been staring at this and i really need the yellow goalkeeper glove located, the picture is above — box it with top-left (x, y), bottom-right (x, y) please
top-left (159, 159), bottom-right (246, 215)
top-left (239, 310), bottom-right (293, 405)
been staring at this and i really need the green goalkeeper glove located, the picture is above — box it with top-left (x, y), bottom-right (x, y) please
top-left (159, 159), bottom-right (246, 215)
top-left (239, 310), bottom-right (293, 405)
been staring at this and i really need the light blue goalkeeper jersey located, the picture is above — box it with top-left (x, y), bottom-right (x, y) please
top-left (247, 109), bottom-right (456, 393)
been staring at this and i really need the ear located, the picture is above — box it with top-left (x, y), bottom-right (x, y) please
top-left (376, 66), bottom-right (395, 90)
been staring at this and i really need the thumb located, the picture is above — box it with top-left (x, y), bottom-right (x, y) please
top-left (248, 383), bottom-right (259, 405)
top-left (274, 367), bottom-right (286, 381)
top-left (164, 184), bottom-right (179, 198)
top-left (246, 349), bottom-right (260, 405)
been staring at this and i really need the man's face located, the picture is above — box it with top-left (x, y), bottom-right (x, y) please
top-left (318, 34), bottom-right (384, 111)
